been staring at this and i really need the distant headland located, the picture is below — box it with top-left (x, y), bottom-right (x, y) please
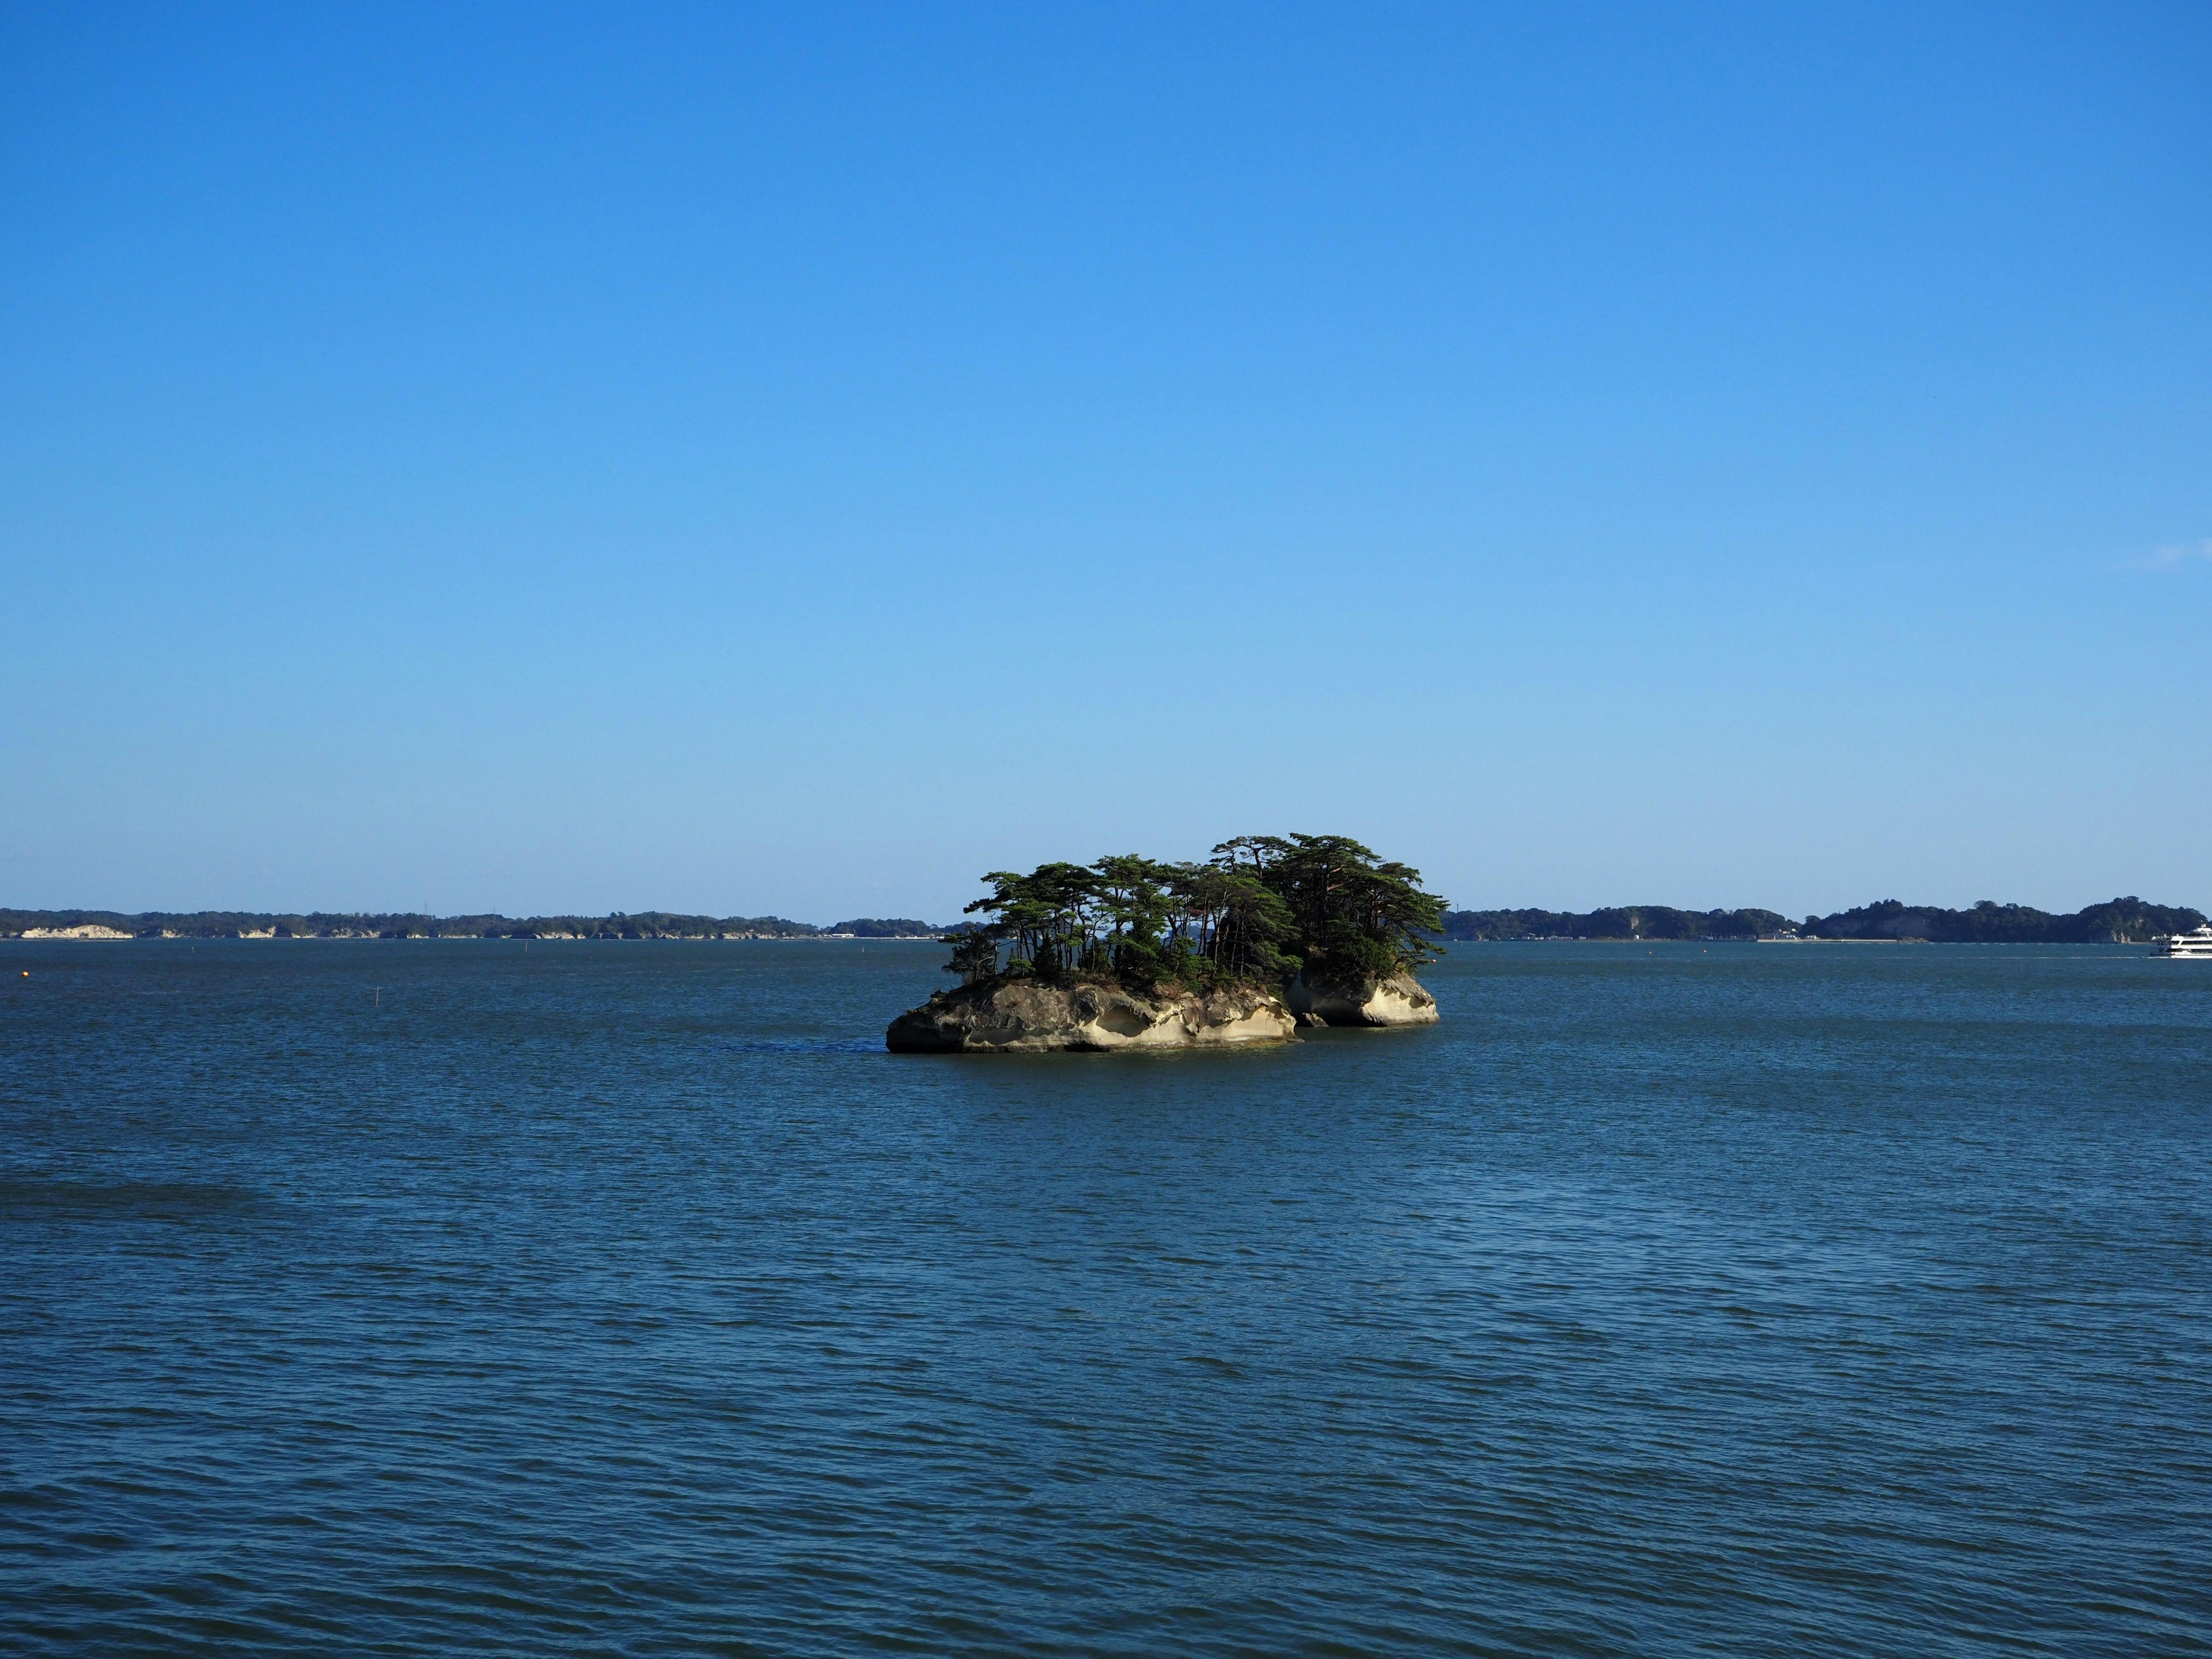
top-left (1442, 896), bottom-right (2202, 944)
top-left (0, 909), bottom-right (948, 941)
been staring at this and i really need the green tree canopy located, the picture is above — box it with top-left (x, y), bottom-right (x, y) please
top-left (1215, 833), bottom-right (1445, 979)
top-left (952, 834), bottom-right (1438, 992)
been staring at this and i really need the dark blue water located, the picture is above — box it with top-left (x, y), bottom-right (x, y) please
top-left (3, 941), bottom-right (2209, 1656)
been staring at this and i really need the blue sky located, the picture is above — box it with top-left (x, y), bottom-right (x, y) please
top-left (3, 3), bottom-right (2207, 922)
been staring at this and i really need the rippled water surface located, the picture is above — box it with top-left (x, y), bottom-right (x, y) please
top-left (3, 940), bottom-right (2209, 1656)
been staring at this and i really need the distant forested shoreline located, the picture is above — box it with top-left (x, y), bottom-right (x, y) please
top-left (0, 910), bottom-right (946, 940)
top-left (1441, 896), bottom-right (2202, 944)
top-left (5, 895), bottom-right (2201, 945)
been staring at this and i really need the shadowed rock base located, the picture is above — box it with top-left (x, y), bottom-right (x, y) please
top-left (887, 977), bottom-right (1297, 1053)
top-left (1287, 971), bottom-right (1439, 1027)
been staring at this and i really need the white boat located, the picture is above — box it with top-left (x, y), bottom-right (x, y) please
top-left (2159, 924), bottom-right (2212, 959)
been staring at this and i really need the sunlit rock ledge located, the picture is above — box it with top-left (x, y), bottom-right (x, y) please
top-left (1287, 971), bottom-right (1440, 1028)
top-left (886, 976), bottom-right (1297, 1054)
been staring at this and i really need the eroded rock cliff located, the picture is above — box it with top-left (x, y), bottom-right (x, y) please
top-left (1286, 970), bottom-right (1439, 1027)
top-left (887, 976), bottom-right (1297, 1054)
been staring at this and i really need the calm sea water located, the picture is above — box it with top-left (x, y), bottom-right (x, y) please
top-left (2, 940), bottom-right (2208, 1657)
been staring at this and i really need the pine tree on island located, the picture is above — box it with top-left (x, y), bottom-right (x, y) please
top-left (889, 834), bottom-right (1444, 1053)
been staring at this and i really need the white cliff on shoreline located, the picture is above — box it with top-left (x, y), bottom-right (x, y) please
top-left (887, 969), bottom-right (1440, 1052)
top-left (887, 976), bottom-right (1299, 1054)
top-left (1287, 971), bottom-right (1440, 1028)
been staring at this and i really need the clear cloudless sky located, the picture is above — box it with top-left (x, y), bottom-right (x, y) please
top-left (3, 2), bottom-right (2208, 923)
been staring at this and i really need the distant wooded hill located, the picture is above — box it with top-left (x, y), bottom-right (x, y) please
top-left (0, 910), bottom-right (950, 940)
top-left (1800, 897), bottom-right (2200, 943)
top-left (1440, 897), bottom-right (2202, 944)
top-left (1442, 907), bottom-right (1794, 941)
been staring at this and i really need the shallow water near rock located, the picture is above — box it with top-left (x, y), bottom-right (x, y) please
top-left (3, 939), bottom-right (2209, 1656)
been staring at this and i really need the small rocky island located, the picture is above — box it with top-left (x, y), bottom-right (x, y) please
top-left (887, 835), bottom-right (1444, 1053)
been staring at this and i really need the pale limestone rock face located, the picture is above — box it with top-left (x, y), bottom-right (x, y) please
top-left (1286, 970), bottom-right (1440, 1028)
top-left (887, 976), bottom-right (1297, 1054)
